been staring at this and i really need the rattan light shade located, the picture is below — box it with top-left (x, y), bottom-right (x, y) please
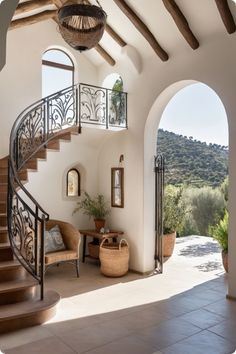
top-left (58, 0), bottom-right (107, 51)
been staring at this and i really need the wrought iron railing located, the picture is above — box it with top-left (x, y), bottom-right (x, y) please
top-left (8, 83), bottom-right (127, 300)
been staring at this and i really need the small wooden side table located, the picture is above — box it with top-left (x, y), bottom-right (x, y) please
top-left (79, 230), bottom-right (124, 263)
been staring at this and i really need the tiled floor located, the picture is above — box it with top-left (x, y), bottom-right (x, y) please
top-left (1, 236), bottom-right (236, 354)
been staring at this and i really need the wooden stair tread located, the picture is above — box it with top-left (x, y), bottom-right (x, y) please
top-left (0, 290), bottom-right (60, 320)
top-left (0, 242), bottom-right (11, 249)
top-left (0, 260), bottom-right (20, 270)
top-left (0, 226), bottom-right (7, 232)
top-left (0, 278), bottom-right (38, 294)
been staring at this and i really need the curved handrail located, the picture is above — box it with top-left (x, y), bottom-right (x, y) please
top-left (9, 85), bottom-right (77, 219)
top-left (8, 82), bottom-right (128, 300)
top-left (8, 84), bottom-right (78, 300)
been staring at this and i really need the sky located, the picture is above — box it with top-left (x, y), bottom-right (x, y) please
top-left (159, 83), bottom-right (228, 147)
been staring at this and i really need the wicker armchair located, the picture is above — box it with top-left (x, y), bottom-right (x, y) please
top-left (45, 219), bottom-right (81, 277)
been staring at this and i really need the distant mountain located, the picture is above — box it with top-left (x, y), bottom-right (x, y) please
top-left (157, 129), bottom-right (228, 187)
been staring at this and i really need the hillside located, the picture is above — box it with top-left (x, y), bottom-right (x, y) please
top-left (157, 129), bottom-right (228, 187)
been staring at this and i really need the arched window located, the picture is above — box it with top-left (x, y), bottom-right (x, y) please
top-left (42, 49), bottom-right (74, 97)
top-left (103, 73), bottom-right (124, 91)
top-left (67, 169), bottom-right (80, 197)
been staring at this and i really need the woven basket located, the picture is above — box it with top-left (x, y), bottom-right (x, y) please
top-left (99, 238), bottom-right (129, 277)
top-left (88, 242), bottom-right (100, 259)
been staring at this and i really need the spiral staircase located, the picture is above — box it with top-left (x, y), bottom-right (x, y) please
top-left (0, 83), bottom-right (127, 333)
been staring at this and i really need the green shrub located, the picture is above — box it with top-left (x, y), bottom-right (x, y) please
top-left (163, 185), bottom-right (187, 234)
top-left (184, 186), bottom-right (225, 236)
top-left (220, 176), bottom-right (228, 203)
top-left (73, 192), bottom-right (110, 219)
top-left (210, 210), bottom-right (228, 252)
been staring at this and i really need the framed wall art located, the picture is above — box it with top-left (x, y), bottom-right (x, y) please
top-left (111, 167), bottom-right (124, 208)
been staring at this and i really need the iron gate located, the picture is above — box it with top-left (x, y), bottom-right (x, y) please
top-left (154, 154), bottom-right (165, 273)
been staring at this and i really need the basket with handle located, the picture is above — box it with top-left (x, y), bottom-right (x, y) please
top-left (99, 238), bottom-right (129, 277)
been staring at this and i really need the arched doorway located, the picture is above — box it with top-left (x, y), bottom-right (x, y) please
top-left (144, 80), bottom-right (229, 273)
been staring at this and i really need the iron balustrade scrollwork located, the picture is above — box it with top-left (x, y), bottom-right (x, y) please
top-left (79, 83), bottom-right (128, 128)
top-left (8, 82), bottom-right (127, 300)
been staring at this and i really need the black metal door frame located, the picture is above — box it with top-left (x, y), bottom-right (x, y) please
top-left (154, 154), bottom-right (165, 273)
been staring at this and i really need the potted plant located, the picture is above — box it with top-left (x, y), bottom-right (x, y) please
top-left (73, 192), bottom-right (110, 231)
top-left (211, 209), bottom-right (228, 272)
top-left (163, 186), bottom-right (186, 257)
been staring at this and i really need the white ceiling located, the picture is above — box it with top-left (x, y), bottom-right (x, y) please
top-left (13, 0), bottom-right (236, 66)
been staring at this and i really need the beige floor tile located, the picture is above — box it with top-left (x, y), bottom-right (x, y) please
top-left (58, 319), bottom-right (134, 353)
top-left (208, 318), bottom-right (236, 344)
top-left (84, 335), bottom-right (158, 354)
top-left (203, 298), bottom-right (236, 319)
top-left (179, 308), bottom-right (225, 329)
top-left (5, 337), bottom-right (76, 354)
top-left (0, 326), bottom-right (53, 351)
top-left (1, 236), bottom-right (230, 353)
top-left (136, 318), bottom-right (201, 350)
top-left (161, 330), bottom-right (236, 354)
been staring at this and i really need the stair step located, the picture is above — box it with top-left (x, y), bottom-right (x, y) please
top-left (0, 202), bottom-right (6, 214)
top-left (0, 260), bottom-right (26, 282)
top-left (0, 213), bottom-right (7, 227)
top-left (0, 183), bottom-right (7, 193)
top-left (58, 132), bottom-right (71, 141)
top-left (0, 242), bottom-right (10, 248)
top-left (0, 242), bottom-right (13, 262)
top-left (18, 169), bottom-right (28, 182)
top-left (0, 191), bottom-right (7, 202)
top-left (24, 159), bottom-right (37, 171)
top-left (0, 290), bottom-right (60, 333)
top-left (0, 225), bottom-right (8, 243)
top-left (46, 140), bottom-right (60, 150)
top-left (0, 174), bottom-right (7, 183)
top-left (0, 278), bottom-right (38, 305)
top-left (0, 226), bottom-right (7, 233)
top-left (34, 149), bottom-right (47, 160)
top-left (0, 158), bottom-right (8, 169)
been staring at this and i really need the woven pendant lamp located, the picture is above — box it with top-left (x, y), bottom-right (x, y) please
top-left (58, 0), bottom-right (107, 51)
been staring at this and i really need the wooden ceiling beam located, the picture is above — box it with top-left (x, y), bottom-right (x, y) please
top-left (105, 24), bottom-right (127, 47)
top-left (113, 0), bottom-right (168, 61)
top-left (85, 1), bottom-right (127, 47)
top-left (15, 0), bottom-right (53, 15)
top-left (162, 0), bottom-right (199, 50)
top-left (215, 0), bottom-right (236, 34)
top-left (95, 45), bottom-right (116, 66)
top-left (10, 10), bottom-right (57, 30)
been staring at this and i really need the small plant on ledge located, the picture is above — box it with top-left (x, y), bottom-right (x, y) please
top-left (73, 192), bottom-right (110, 232)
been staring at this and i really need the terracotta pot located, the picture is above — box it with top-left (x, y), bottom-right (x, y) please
top-left (163, 232), bottom-right (176, 257)
top-left (94, 218), bottom-right (105, 232)
top-left (222, 250), bottom-right (228, 273)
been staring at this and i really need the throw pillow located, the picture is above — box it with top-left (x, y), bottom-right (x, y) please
top-left (45, 225), bottom-right (66, 254)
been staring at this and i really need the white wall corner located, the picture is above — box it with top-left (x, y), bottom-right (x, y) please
top-left (121, 45), bottom-right (143, 75)
top-left (0, 0), bottom-right (19, 72)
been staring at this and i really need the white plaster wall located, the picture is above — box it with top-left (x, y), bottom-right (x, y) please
top-left (24, 128), bottom-right (115, 231)
top-left (0, 20), bottom-right (98, 157)
top-left (97, 33), bottom-right (236, 292)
